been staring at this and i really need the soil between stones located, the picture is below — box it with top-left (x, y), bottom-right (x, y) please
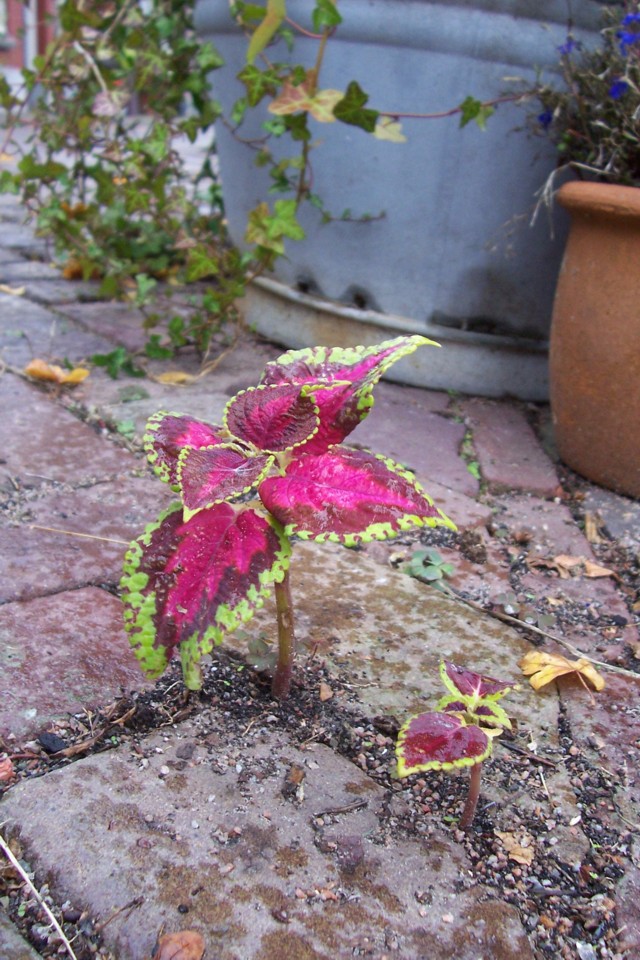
top-left (0, 645), bottom-right (631, 960)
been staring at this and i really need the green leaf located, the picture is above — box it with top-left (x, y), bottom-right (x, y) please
top-left (333, 81), bottom-right (379, 133)
top-left (458, 96), bottom-right (495, 130)
top-left (144, 334), bottom-right (173, 360)
top-left (91, 347), bottom-right (145, 380)
top-left (312, 0), bottom-right (343, 31)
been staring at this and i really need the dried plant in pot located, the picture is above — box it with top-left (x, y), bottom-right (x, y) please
top-left (532, 2), bottom-right (640, 497)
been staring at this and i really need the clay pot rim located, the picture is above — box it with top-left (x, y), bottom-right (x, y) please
top-left (557, 180), bottom-right (640, 220)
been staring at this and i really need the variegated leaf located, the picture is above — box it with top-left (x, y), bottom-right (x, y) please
top-left (178, 445), bottom-right (274, 516)
top-left (144, 412), bottom-right (226, 484)
top-left (224, 383), bottom-right (320, 453)
top-left (396, 712), bottom-right (492, 777)
top-left (259, 447), bottom-right (455, 545)
top-left (440, 661), bottom-right (514, 702)
top-left (121, 502), bottom-right (291, 689)
top-left (259, 336), bottom-right (439, 452)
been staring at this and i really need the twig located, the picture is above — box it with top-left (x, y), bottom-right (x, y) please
top-left (0, 825), bottom-right (79, 960)
top-left (28, 524), bottom-right (130, 546)
top-left (499, 740), bottom-right (557, 768)
top-left (93, 895), bottom-right (144, 933)
top-left (313, 799), bottom-right (368, 818)
top-left (447, 589), bottom-right (640, 682)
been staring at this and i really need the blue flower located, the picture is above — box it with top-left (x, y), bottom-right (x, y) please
top-left (621, 13), bottom-right (640, 26)
top-left (609, 79), bottom-right (630, 100)
top-left (558, 36), bottom-right (578, 56)
top-left (538, 110), bottom-right (553, 130)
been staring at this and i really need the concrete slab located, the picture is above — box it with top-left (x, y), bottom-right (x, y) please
top-left (1, 472), bottom-right (174, 602)
top-left (461, 399), bottom-right (559, 496)
top-left (583, 487), bottom-right (640, 553)
top-left (0, 374), bottom-right (132, 489)
top-left (0, 721), bottom-right (534, 960)
top-left (0, 587), bottom-right (150, 741)
top-left (0, 260), bottom-right (61, 281)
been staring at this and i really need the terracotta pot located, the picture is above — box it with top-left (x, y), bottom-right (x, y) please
top-left (550, 182), bottom-right (640, 498)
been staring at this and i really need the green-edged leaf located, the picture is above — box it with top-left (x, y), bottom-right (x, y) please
top-left (258, 447), bottom-right (455, 545)
top-left (259, 335), bottom-right (439, 452)
top-left (439, 661), bottom-right (514, 703)
top-left (144, 412), bottom-right (226, 484)
top-left (121, 502), bottom-right (291, 690)
top-left (224, 383), bottom-right (320, 453)
top-left (396, 711), bottom-right (492, 777)
top-left (438, 695), bottom-right (513, 731)
top-left (333, 81), bottom-right (379, 132)
top-left (178, 444), bottom-right (274, 516)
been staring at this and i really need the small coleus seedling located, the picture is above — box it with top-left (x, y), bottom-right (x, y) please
top-left (395, 661), bottom-right (516, 829)
top-left (121, 336), bottom-right (455, 699)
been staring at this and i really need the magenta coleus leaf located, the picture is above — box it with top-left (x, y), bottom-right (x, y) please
top-left (120, 502), bottom-right (291, 690)
top-left (396, 712), bottom-right (492, 777)
top-left (259, 336), bottom-right (440, 453)
top-left (439, 695), bottom-right (512, 730)
top-left (145, 412), bottom-right (226, 484)
top-left (224, 384), bottom-right (320, 453)
top-left (440, 661), bottom-right (513, 702)
top-left (178, 445), bottom-right (273, 516)
top-left (259, 447), bottom-right (455, 545)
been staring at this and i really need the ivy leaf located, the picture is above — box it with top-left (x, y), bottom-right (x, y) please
top-left (396, 712), bottom-right (493, 777)
top-left (373, 116), bottom-right (407, 143)
top-left (259, 447), bottom-right (455, 545)
top-left (144, 412), bottom-right (226, 484)
top-left (458, 96), bottom-right (495, 130)
top-left (312, 0), bottom-right (343, 31)
top-left (268, 77), bottom-right (343, 123)
top-left (121, 502), bottom-right (291, 689)
top-left (259, 336), bottom-right (440, 453)
top-left (245, 200), bottom-right (305, 254)
top-left (246, 0), bottom-right (286, 64)
top-left (519, 651), bottom-right (605, 692)
top-left (224, 384), bottom-right (320, 453)
top-left (333, 81), bottom-right (379, 133)
top-left (178, 445), bottom-right (274, 516)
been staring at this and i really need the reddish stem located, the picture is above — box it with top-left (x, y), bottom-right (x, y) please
top-left (459, 762), bottom-right (483, 831)
top-left (271, 568), bottom-right (295, 700)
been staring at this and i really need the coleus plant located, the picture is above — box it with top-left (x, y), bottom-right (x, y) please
top-left (396, 661), bottom-right (516, 829)
top-left (121, 335), bottom-right (455, 699)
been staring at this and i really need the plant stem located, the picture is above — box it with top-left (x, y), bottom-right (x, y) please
top-left (272, 567), bottom-right (295, 700)
top-left (459, 762), bottom-right (483, 831)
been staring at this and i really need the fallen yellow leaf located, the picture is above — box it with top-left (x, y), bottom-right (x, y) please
top-left (24, 358), bottom-right (90, 386)
top-left (153, 370), bottom-right (197, 385)
top-left (520, 650), bottom-right (605, 692)
top-left (0, 283), bottom-right (25, 296)
top-left (495, 829), bottom-right (535, 865)
top-left (319, 681), bottom-right (333, 702)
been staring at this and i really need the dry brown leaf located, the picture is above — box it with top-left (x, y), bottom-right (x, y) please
top-left (0, 753), bottom-right (15, 782)
top-left (529, 554), bottom-right (614, 580)
top-left (520, 650), bottom-right (605, 692)
top-left (0, 283), bottom-right (25, 296)
top-left (584, 511), bottom-right (606, 544)
top-left (319, 681), bottom-right (334, 702)
top-left (582, 559), bottom-right (616, 579)
top-left (24, 358), bottom-right (89, 386)
top-left (151, 930), bottom-right (205, 960)
top-left (495, 829), bottom-right (535, 865)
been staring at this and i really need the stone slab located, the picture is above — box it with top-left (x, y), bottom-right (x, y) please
top-left (0, 260), bottom-right (61, 281)
top-left (461, 398), bottom-right (559, 496)
top-left (0, 908), bottom-right (41, 960)
top-left (493, 494), bottom-right (595, 558)
top-left (0, 587), bottom-right (150, 741)
top-left (0, 720), bottom-right (534, 960)
top-left (0, 296), bottom-right (113, 366)
top-left (0, 375), bottom-right (133, 489)
top-left (583, 487), bottom-right (640, 552)
top-left (351, 404), bottom-right (478, 497)
top-left (1, 472), bottom-right (174, 602)
top-left (18, 279), bottom-right (103, 306)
